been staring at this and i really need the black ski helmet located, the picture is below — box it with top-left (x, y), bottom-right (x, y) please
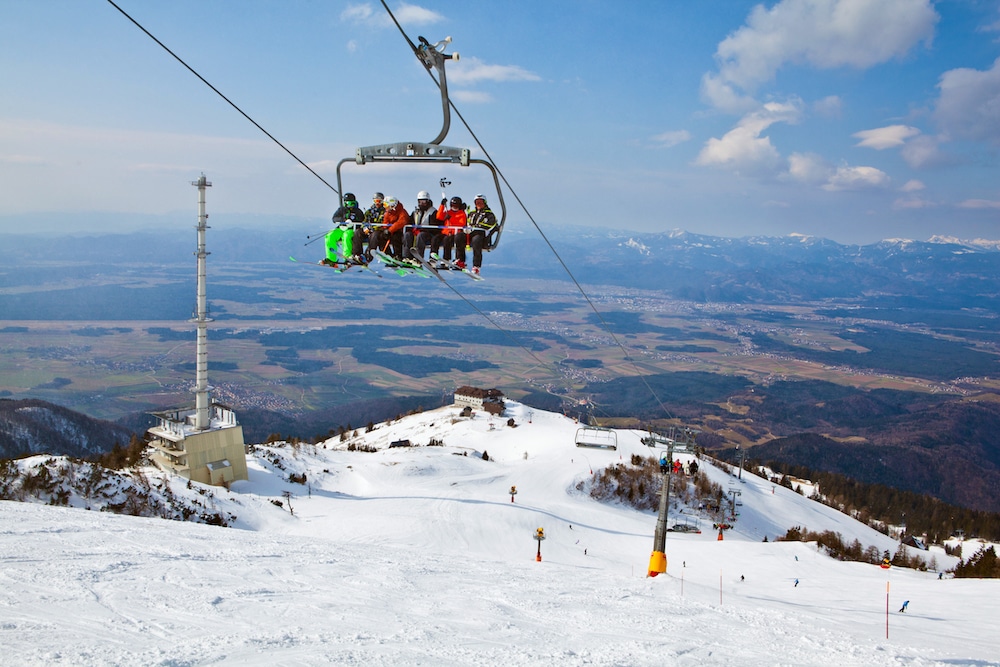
top-left (450, 196), bottom-right (463, 207)
top-left (344, 193), bottom-right (356, 203)
top-left (373, 192), bottom-right (384, 201)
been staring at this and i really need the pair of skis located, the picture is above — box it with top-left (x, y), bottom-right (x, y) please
top-left (372, 250), bottom-right (436, 279)
top-left (292, 251), bottom-right (484, 282)
top-left (376, 250), bottom-right (484, 282)
top-left (289, 256), bottom-right (383, 277)
top-left (428, 253), bottom-right (484, 281)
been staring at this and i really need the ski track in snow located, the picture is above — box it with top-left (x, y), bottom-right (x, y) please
top-left (1, 402), bottom-right (998, 666)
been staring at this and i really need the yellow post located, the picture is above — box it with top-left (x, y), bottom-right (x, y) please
top-left (648, 550), bottom-right (667, 577)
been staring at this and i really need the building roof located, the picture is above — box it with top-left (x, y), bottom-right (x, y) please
top-left (454, 386), bottom-right (505, 399)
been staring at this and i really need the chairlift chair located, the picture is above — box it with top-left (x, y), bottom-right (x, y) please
top-left (574, 426), bottom-right (618, 450)
top-left (334, 35), bottom-right (507, 251)
top-left (641, 426), bottom-right (697, 452)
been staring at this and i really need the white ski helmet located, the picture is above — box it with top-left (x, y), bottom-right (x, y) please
top-left (384, 196), bottom-right (397, 208)
top-left (417, 190), bottom-right (431, 201)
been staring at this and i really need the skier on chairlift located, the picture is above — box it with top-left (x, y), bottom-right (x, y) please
top-left (432, 195), bottom-right (468, 268)
top-left (404, 191), bottom-right (442, 264)
top-left (359, 192), bottom-right (386, 262)
top-left (324, 193), bottom-right (365, 266)
top-left (461, 194), bottom-right (496, 276)
top-left (373, 197), bottom-right (409, 260)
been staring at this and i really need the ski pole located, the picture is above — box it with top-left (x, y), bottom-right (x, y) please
top-left (304, 230), bottom-right (329, 246)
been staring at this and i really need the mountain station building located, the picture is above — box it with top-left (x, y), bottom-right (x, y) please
top-left (454, 386), bottom-right (506, 415)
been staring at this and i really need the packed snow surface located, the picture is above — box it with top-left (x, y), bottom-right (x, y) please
top-left (2, 402), bottom-right (998, 666)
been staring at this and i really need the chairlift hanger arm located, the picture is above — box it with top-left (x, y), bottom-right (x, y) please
top-left (413, 35), bottom-right (459, 146)
top-left (378, 0), bottom-right (458, 145)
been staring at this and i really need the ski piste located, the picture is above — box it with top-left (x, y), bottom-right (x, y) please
top-left (429, 253), bottom-right (484, 281)
top-left (372, 249), bottom-right (433, 278)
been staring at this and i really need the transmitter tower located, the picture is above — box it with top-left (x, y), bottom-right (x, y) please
top-left (148, 175), bottom-right (248, 486)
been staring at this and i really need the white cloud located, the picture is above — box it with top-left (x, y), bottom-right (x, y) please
top-left (696, 127), bottom-right (781, 174)
top-left (813, 95), bottom-right (843, 117)
top-left (307, 159), bottom-right (344, 174)
top-left (340, 2), bottom-right (441, 28)
top-left (933, 56), bottom-right (1000, 145)
top-left (652, 130), bottom-right (691, 148)
top-left (340, 4), bottom-right (377, 23)
top-left (900, 179), bottom-right (925, 192)
top-left (699, 73), bottom-right (759, 114)
top-left (393, 2), bottom-right (444, 26)
top-left (822, 165), bottom-right (890, 191)
top-left (979, 18), bottom-right (1000, 35)
top-left (705, 0), bottom-right (937, 109)
top-left (450, 90), bottom-right (493, 104)
top-left (786, 152), bottom-right (831, 184)
top-left (447, 57), bottom-right (541, 85)
top-left (958, 199), bottom-right (1000, 209)
top-left (893, 196), bottom-right (934, 209)
top-left (900, 134), bottom-right (943, 168)
top-left (853, 125), bottom-right (921, 149)
top-left (696, 102), bottom-right (802, 174)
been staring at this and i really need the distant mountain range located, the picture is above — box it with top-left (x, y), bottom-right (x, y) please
top-left (499, 228), bottom-right (1000, 308)
top-left (5, 226), bottom-right (1000, 309)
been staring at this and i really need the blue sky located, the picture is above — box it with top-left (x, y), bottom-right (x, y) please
top-left (1, 0), bottom-right (999, 243)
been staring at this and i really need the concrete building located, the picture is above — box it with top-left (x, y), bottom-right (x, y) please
top-left (148, 404), bottom-right (248, 486)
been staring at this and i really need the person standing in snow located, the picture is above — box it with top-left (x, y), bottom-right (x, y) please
top-left (899, 600), bottom-right (909, 613)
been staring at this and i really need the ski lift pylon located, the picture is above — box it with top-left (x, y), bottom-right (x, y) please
top-left (334, 34), bottom-right (507, 250)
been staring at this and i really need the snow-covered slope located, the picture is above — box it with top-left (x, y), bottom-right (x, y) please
top-left (1, 402), bottom-right (998, 666)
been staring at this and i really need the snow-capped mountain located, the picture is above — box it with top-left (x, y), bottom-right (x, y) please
top-left (2, 401), bottom-right (997, 665)
top-left (499, 227), bottom-right (1000, 305)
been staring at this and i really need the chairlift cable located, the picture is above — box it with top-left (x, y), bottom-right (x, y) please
top-left (436, 279), bottom-right (549, 370)
top-left (380, 1), bottom-right (674, 422)
top-left (106, 0), bottom-right (340, 195)
top-left (110, 0), bottom-right (549, 399)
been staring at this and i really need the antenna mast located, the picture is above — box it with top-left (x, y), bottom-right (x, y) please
top-left (191, 174), bottom-right (213, 430)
